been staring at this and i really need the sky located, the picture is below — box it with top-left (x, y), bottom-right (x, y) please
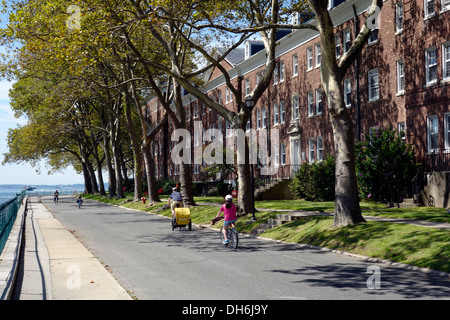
top-left (0, 7), bottom-right (84, 186)
top-left (0, 79), bottom-right (85, 185)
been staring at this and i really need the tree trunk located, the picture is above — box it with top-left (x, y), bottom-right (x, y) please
top-left (324, 77), bottom-right (365, 227)
top-left (142, 142), bottom-right (160, 203)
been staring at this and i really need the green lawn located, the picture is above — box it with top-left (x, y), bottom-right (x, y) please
top-left (84, 193), bottom-right (450, 273)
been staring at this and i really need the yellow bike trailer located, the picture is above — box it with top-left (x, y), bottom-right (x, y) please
top-left (172, 207), bottom-right (192, 231)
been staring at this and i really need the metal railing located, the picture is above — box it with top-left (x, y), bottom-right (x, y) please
top-left (425, 149), bottom-right (450, 172)
top-left (0, 192), bottom-right (25, 256)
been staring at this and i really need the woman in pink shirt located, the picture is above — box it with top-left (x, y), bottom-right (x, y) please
top-left (216, 195), bottom-right (237, 244)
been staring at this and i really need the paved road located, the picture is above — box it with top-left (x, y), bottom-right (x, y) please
top-left (42, 195), bottom-right (450, 300)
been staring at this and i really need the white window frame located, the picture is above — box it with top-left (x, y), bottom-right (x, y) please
top-left (273, 65), bottom-right (279, 85)
top-left (307, 47), bottom-right (313, 70)
top-left (292, 94), bottom-right (299, 120)
top-left (442, 0), bottom-right (450, 12)
top-left (315, 43), bottom-right (322, 67)
top-left (280, 143), bottom-right (286, 166)
top-left (262, 108), bottom-right (267, 129)
top-left (308, 138), bottom-right (315, 163)
top-left (426, 47), bottom-right (438, 85)
top-left (397, 60), bottom-right (405, 94)
top-left (256, 109), bottom-right (261, 130)
top-left (273, 102), bottom-right (279, 125)
top-left (344, 78), bottom-right (351, 107)
top-left (424, 0), bottom-right (435, 19)
top-left (443, 42), bottom-right (450, 81)
top-left (307, 91), bottom-right (314, 117)
top-left (317, 136), bottom-right (323, 161)
top-left (315, 88), bottom-right (322, 115)
top-left (445, 112), bottom-right (450, 150)
top-left (280, 100), bottom-right (286, 124)
top-left (292, 54), bottom-right (298, 77)
top-left (368, 68), bottom-right (380, 101)
top-left (245, 78), bottom-right (250, 97)
top-left (343, 29), bottom-right (351, 53)
top-left (396, 2), bottom-right (403, 33)
top-left (279, 61), bottom-right (285, 82)
top-left (398, 121), bottom-right (406, 141)
top-left (427, 115), bottom-right (439, 153)
top-left (335, 33), bottom-right (341, 59)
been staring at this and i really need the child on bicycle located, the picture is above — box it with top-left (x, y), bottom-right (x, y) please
top-left (216, 194), bottom-right (237, 244)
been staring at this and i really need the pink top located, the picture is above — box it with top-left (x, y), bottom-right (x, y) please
top-left (220, 203), bottom-right (237, 221)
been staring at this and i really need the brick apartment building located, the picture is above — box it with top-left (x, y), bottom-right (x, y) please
top-left (144, 0), bottom-right (450, 206)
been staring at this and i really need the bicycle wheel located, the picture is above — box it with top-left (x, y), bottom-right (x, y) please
top-left (229, 228), bottom-right (239, 249)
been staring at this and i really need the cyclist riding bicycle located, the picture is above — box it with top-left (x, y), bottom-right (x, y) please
top-left (216, 194), bottom-right (237, 245)
top-left (168, 187), bottom-right (183, 219)
top-left (53, 190), bottom-right (59, 203)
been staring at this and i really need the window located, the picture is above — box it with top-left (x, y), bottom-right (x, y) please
top-left (280, 143), bottom-right (286, 166)
top-left (307, 91), bottom-right (314, 117)
top-left (279, 61), bottom-right (285, 82)
top-left (193, 103), bottom-right (198, 119)
top-left (317, 137), bottom-right (323, 161)
top-left (316, 89), bottom-right (322, 115)
top-left (280, 101), bottom-right (285, 124)
top-left (273, 103), bottom-right (279, 125)
top-left (344, 78), bottom-right (352, 107)
top-left (256, 109), bottom-right (261, 130)
top-left (443, 0), bottom-right (450, 12)
top-left (398, 121), bottom-right (406, 141)
top-left (369, 28), bottom-right (378, 44)
top-left (445, 113), bottom-right (450, 149)
top-left (315, 43), bottom-right (322, 67)
top-left (262, 108), bottom-right (267, 128)
top-left (426, 47), bottom-right (437, 85)
top-left (424, 0), bottom-right (435, 18)
top-left (335, 33), bottom-right (341, 59)
top-left (443, 42), bottom-right (450, 81)
top-left (273, 65), bottom-right (279, 84)
top-left (397, 60), bottom-right (405, 94)
top-left (307, 47), bottom-right (313, 70)
top-left (225, 87), bottom-right (230, 103)
top-left (368, 69), bottom-right (379, 101)
top-left (292, 95), bottom-right (299, 120)
top-left (245, 78), bottom-right (250, 97)
top-left (308, 138), bottom-right (315, 162)
top-left (427, 115), bottom-right (439, 152)
top-left (292, 54), bottom-right (298, 76)
top-left (343, 29), bottom-right (351, 53)
top-left (396, 2), bottom-right (403, 32)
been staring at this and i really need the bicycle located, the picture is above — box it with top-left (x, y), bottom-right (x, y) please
top-left (220, 222), bottom-right (239, 249)
top-left (54, 195), bottom-right (59, 204)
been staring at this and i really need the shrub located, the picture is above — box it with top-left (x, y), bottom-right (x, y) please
top-left (290, 155), bottom-right (335, 201)
top-left (355, 126), bottom-right (417, 203)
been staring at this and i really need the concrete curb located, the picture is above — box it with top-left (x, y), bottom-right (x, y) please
top-left (0, 197), bottom-right (27, 300)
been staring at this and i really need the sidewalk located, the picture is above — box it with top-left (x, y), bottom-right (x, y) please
top-left (12, 198), bottom-right (132, 300)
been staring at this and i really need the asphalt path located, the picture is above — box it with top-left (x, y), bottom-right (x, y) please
top-left (42, 195), bottom-right (450, 300)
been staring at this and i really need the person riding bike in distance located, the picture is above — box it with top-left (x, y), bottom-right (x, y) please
top-left (216, 194), bottom-right (237, 245)
top-left (53, 189), bottom-right (59, 203)
top-left (168, 187), bottom-right (183, 219)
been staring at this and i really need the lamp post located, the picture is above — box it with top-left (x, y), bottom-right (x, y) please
top-left (245, 97), bottom-right (256, 221)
